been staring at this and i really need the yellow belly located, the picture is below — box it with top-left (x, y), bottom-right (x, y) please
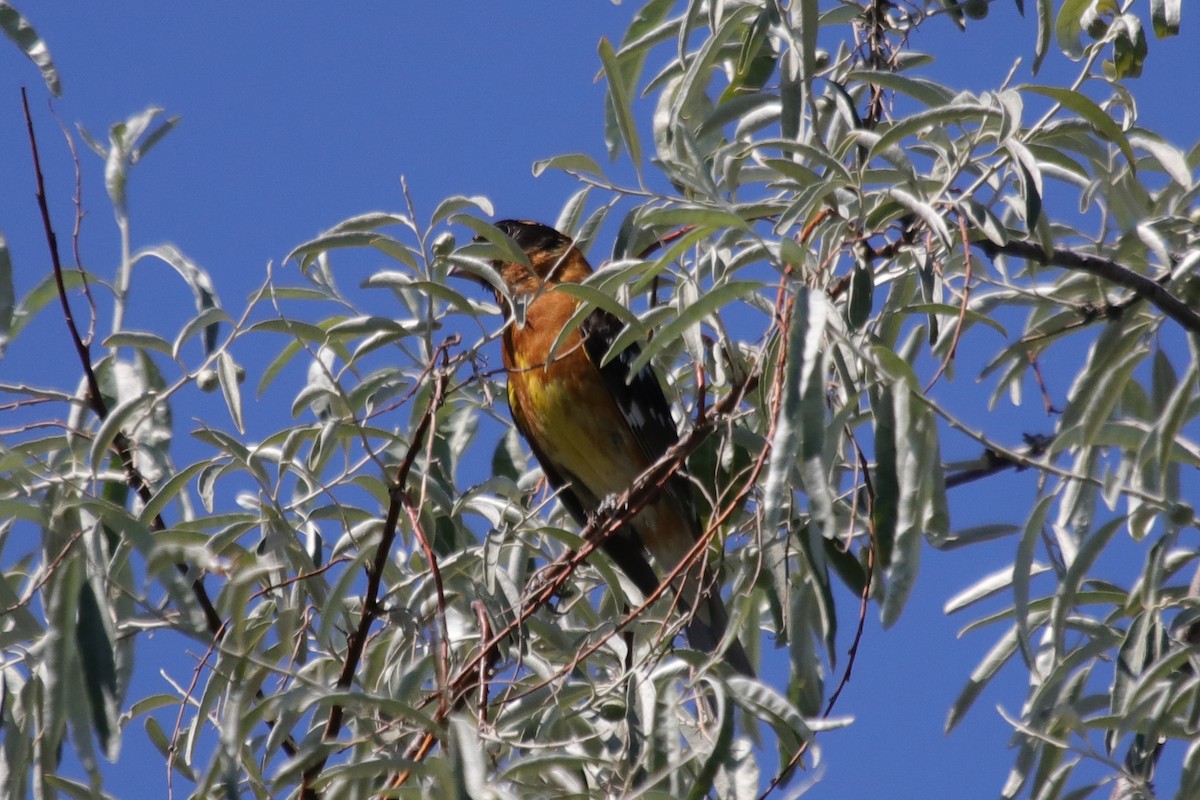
top-left (510, 359), bottom-right (644, 501)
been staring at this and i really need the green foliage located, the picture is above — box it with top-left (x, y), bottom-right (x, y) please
top-left (2, 1), bottom-right (1198, 798)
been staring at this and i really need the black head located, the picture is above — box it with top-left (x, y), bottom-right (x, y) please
top-left (493, 219), bottom-right (572, 256)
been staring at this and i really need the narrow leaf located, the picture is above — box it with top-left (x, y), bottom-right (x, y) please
top-left (947, 623), bottom-right (1022, 731)
top-left (216, 351), bottom-right (245, 434)
top-left (138, 461), bottom-right (210, 525)
top-left (871, 104), bottom-right (999, 158)
top-left (598, 37), bottom-right (643, 174)
top-left (430, 196), bottom-right (493, 228)
top-left (172, 306), bottom-right (231, 360)
top-left (286, 231), bottom-right (416, 271)
top-left (0, 2), bottom-right (61, 95)
top-left (131, 115), bottom-right (181, 163)
top-left (762, 289), bottom-right (812, 538)
top-left (794, 0), bottom-right (818, 86)
top-left (102, 330), bottom-right (173, 356)
top-left (1150, 0), bottom-right (1181, 38)
top-left (1005, 139), bottom-right (1043, 228)
top-left (1022, 85), bottom-right (1136, 167)
top-left (846, 260), bottom-right (874, 330)
top-left (627, 280), bottom-right (762, 376)
top-left (944, 561), bottom-right (1050, 614)
top-left (89, 391), bottom-right (155, 475)
top-left (1050, 518), bottom-right (1123, 659)
top-left (0, 231), bottom-right (11, 360)
top-left (75, 581), bottom-right (120, 760)
top-left (881, 384), bottom-right (922, 628)
top-left (1032, 0), bottom-right (1052, 73)
top-left (1013, 494), bottom-right (1054, 670)
top-left (796, 295), bottom-right (835, 539)
top-left (727, 676), bottom-right (811, 754)
top-left (871, 382), bottom-right (898, 569)
top-left (454, 215), bottom-right (531, 268)
top-left (958, 198), bottom-right (1009, 246)
top-left (532, 152), bottom-right (606, 179)
top-left (887, 187), bottom-right (953, 250)
top-left (1129, 132), bottom-right (1192, 187)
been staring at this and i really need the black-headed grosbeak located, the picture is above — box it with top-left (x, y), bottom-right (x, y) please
top-left (485, 219), bottom-right (753, 675)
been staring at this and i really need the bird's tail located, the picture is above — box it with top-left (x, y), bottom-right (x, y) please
top-left (684, 586), bottom-right (755, 677)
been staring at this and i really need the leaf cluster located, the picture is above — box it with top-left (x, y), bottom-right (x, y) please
top-left (1, 1), bottom-right (1198, 798)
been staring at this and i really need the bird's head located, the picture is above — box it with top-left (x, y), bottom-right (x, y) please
top-left (485, 219), bottom-right (593, 296)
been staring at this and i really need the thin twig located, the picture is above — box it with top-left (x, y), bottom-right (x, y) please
top-left (1, 530), bottom-right (83, 614)
top-left (1026, 351), bottom-right (1058, 415)
top-left (473, 601), bottom-right (496, 724)
top-left (168, 620), bottom-right (228, 794)
top-left (924, 215), bottom-right (974, 392)
top-left (22, 88), bottom-right (226, 636)
top-left (823, 436), bottom-right (875, 717)
top-left (636, 224), bottom-right (697, 260)
top-left (250, 557), bottom-right (351, 601)
top-left (52, 107), bottom-right (96, 346)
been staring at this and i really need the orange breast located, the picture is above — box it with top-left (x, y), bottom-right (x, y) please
top-left (504, 290), bottom-right (650, 500)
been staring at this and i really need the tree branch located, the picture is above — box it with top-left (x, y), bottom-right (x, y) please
top-left (944, 433), bottom-right (1054, 488)
top-left (977, 239), bottom-right (1200, 336)
top-left (299, 336), bottom-right (457, 800)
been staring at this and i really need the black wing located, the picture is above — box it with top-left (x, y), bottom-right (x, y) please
top-left (578, 309), bottom-right (702, 537)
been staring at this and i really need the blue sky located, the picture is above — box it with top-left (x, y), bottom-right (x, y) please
top-left (2, 3), bottom-right (1197, 797)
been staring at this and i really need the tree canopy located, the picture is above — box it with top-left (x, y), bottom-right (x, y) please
top-left (1, 1), bottom-right (1196, 798)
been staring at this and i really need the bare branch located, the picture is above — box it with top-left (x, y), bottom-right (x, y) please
top-left (977, 239), bottom-right (1200, 336)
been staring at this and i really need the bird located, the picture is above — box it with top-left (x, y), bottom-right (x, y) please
top-left (482, 218), bottom-right (753, 676)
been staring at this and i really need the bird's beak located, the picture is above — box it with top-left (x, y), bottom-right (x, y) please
top-left (441, 239), bottom-right (514, 312)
